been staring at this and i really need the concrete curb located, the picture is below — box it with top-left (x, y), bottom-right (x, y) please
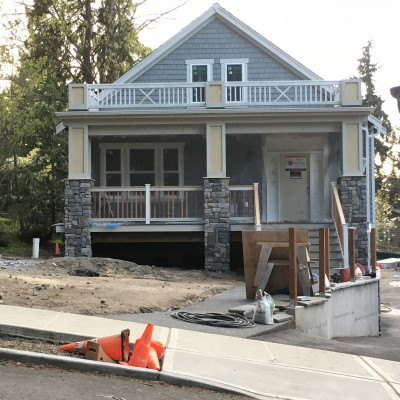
top-left (0, 324), bottom-right (93, 344)
top-left (0, 346), bottom-right (256, 398)
top-left (0, 347), bottom-right (158, 380)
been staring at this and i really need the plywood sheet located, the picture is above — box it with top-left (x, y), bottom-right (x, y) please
top-left (242, 230), bottom-right (309, 299)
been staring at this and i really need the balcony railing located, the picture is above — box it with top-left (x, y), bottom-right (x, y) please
top-left (69, 80), bottom-right (360, 111)
top-left (225, 81), bottom-right (340, 106)
top-left (91, 184), bottom-right (259, 225)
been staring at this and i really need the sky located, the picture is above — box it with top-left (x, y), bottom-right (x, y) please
top-left (135, 0), bottom-right (400, 127)
top-left (1, 0), bottom-right (399, 125)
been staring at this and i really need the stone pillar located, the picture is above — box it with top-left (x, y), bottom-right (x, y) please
top-left (337, 176), bottom-right (368, 266)
top-left (64, 179), bottom-right (93, 257)
top-left (204, 177), bottom-right (230, 272)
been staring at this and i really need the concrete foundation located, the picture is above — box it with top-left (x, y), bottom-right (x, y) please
top-left (288, 278), bottom-right (380, 339)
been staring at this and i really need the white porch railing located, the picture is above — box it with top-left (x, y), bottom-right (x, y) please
top-left (87, 83), bottom-right (206, 109)
top-left (77, 80), bottom-right (343, 110)
top-left (226, 80), bottom-right (340, 106)
top-left (91, 186), bottom-right (204, 223)
top-left (91, 184), bottom-right (260, 225)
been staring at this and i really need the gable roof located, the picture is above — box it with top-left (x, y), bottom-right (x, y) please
top-left (116, 3), bottom-right (322, 83)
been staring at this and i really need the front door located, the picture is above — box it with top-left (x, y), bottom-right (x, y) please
top-left (279, 154), bottom-right (310, 221)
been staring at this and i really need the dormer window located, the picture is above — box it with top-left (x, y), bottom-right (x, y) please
top-left (186, 59), bottom-right (213, 103)
top-left (220, 58), bottom-right (248, 102)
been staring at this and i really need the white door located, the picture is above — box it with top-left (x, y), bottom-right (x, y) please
top-left (279, 154), bottom-right (310, 221)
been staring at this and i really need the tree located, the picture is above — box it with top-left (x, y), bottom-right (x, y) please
top-left (0, 0), bottom-right (173, 240)
top-left (357, 40), bottom-right (394, 194)
top-left (25, 0), bottom-right (152, 85)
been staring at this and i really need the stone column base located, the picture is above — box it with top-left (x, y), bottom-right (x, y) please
top-left (64, 179), bottom-right (93, 257)
top-left (204, 177), bottom-right (230, 272)
top-left (337, 175), bottom-right (368, 266)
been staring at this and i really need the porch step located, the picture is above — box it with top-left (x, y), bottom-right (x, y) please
top-left (260, 222), bottom-right (344, 270)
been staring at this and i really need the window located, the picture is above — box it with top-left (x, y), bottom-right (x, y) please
top-left (186, 59), bottom-right (213, 103)
top-left (220, 58), bottom-right (248, 102)
top-left (100, 143), bottom-right (184, 186)
top-left (105, 149), bottom-right (121, 186)
top-left (163, 148), bottom-right (179, 185)
top-left (130, 149), bottom-right (155, 185)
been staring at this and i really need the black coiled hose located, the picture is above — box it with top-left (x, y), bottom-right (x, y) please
top-left (171, 311), bottom-right (256, 328)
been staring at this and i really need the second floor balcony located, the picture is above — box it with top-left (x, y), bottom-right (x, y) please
top-left (69, 79), bottom-right (362, 111)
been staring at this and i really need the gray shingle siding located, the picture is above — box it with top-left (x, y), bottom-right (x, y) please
top-left (133, 18), bottom-right (302, 83)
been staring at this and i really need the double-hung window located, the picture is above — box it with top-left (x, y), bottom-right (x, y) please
top-left (186, 59), bottom-right (213, 103)
top-left (220, 58), bottom-right (248, 103)
top-left (105, 148), bottom-right (122, 186)
top-left (100, 143), bottom-right (184, 186)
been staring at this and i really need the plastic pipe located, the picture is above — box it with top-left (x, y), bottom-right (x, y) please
top-left (32, 238), bottom-right (40, 259)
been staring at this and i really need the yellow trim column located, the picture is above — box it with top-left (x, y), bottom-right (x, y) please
top-left (342, 123), bottom-right (362, 176)
top-left (206, 124), bottom-right (226, 177)
top-left (68, 126), bottom-right (90, 179)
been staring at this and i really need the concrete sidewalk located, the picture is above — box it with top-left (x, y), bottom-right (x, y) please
top-left (1, 305), bottom-right (400, 400)
top-left (104, 285), bottom-right (293, 339)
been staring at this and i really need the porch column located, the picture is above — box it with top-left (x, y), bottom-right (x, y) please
top-left (204, 123), bottom-right (230, 271)
top-left (342, 122), bottom-right (362, 176)
top-left (64, 179), bottom-right (93, 257)
top-left (204, 177), bottom-right (230, 272)
top-left (65, 125), bottom-right (92, 257)
top-left (337, 175), bottom-right (368, 267)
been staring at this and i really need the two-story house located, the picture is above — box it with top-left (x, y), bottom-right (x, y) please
top-left (56, 3), bottom-right (384, 271)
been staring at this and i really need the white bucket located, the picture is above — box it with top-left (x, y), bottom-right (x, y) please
top-left (32, 238), bottom-right (40, 259)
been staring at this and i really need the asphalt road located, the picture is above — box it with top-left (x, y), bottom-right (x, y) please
top-left (0, 362), bottom-right (251, 400)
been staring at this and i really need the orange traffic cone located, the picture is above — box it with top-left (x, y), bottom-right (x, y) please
top-left (127, 323), bottom-right (153, 368)
top-left (147, 347), bottom-right (160, 370)
top-left (150, 340), bottom-right (165, 359)
top-left (60, 329), bottom-right (130, 362)
top-left (55, 243), bottom-right (60, 255)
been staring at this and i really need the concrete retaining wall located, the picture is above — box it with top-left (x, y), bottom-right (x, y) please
top-left (292, 279), bottom-right (380, 339)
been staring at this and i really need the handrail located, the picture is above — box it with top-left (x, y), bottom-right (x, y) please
top-left (228, 185), bottom-right (256, 220)
top-left (332, 183), bottom-right (349, 267)
top-left (253, 183), bottom-right (261, 230)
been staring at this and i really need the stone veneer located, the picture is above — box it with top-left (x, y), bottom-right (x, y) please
top-left (64, 179), bottom-right (93, 257)
top-left (337, 175), bottom-right (368, 266)
top-left (203, 177), bottom-right (230, 272)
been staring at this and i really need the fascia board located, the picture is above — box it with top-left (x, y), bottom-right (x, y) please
top-left (368, 114), bottom-right (387, 136)
top-left (115, 7), bottom-right (217, 84)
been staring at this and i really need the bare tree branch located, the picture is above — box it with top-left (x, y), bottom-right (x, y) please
top-left (135, 1), bottom-right (188, 33)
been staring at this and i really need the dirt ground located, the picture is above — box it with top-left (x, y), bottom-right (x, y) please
top-left (0, 256), bottom-right (242, 315)
top-left (2, 255), bottom-right (400, 365)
